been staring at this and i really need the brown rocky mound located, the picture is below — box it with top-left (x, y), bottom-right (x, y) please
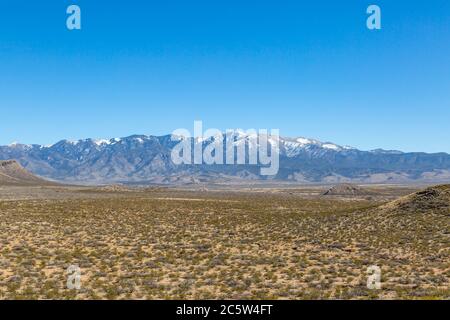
top-left (380, 184), bottom-right (450, 215)
top-left (323, 183), bottom-right (367, 196)
top-left (0, 160), bottom-right (51, 186)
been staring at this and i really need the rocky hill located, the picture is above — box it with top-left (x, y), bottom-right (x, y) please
top-left (0, 160), bottom-right (53, 186)
top-left (380, 184), bottom-right (450, 215)
top-left (322, 184), bottom-right (368, 196)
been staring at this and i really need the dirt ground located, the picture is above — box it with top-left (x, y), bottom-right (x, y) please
top-left (0, 184), bottom-right (448, 300)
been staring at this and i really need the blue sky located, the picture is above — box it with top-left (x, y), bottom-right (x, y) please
top-left (0, 0), bottom-right (449, 152)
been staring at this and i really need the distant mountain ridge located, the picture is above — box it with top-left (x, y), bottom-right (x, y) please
top-left (1, 134), bottom-right (450, 184)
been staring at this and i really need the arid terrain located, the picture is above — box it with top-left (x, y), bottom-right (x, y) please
top-left (0, 161), bottom-right (448, 299)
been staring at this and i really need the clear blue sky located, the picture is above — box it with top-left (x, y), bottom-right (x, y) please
top-left (0, 0), bottom-right (449, 152)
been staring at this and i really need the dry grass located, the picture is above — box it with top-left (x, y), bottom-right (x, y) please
top-left (0, 186), bottom-right (448, 300)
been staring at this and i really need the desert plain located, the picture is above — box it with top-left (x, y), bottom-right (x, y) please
top-left (0, 180), bottom-right (448, 300)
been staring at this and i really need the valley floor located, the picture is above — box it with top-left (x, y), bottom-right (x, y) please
top-left (0, 185), bottom-right (448, 299)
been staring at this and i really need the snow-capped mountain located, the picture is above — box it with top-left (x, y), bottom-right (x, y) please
top-left (279, 136), bottom-right (356, 157)
top-left (1, 134), bottom-right (450, 184)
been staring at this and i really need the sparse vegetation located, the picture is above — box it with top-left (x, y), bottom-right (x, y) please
top-left (0, 184), bottom-right (448, 300)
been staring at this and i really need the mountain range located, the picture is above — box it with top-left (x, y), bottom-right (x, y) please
top-left (1, 134), bottom-right (450, 185)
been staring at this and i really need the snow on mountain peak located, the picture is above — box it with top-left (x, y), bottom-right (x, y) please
top-left (296, 137), bottom-right (313, 145)
top-left (322, 143), bottom-right (340, 150)
top-left (3, 134), bottom-right (357, 157)
top-left (94, 139), bottom-right (111, 146)
top-left (7, 142), bottom-right (33, 149)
